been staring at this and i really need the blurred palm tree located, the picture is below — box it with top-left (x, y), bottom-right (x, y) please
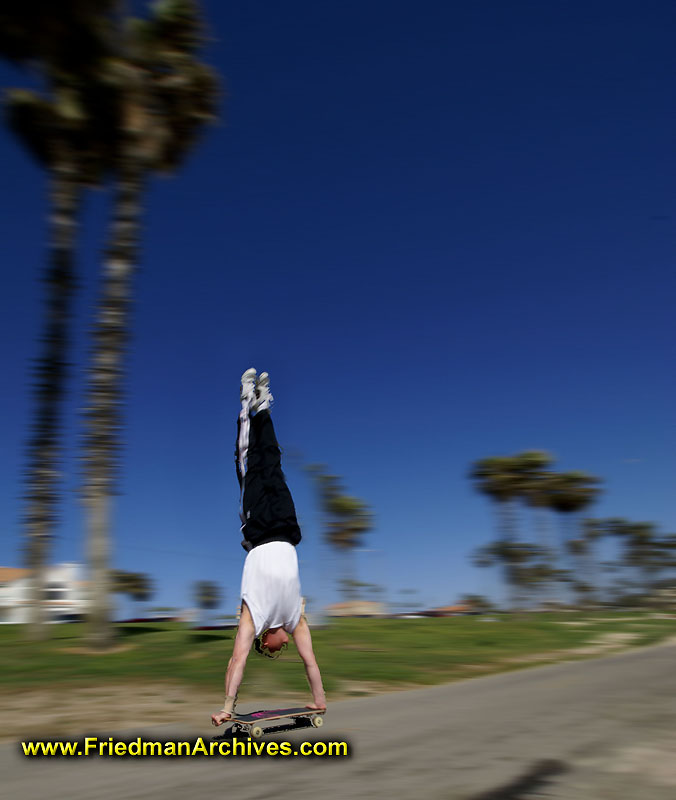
top-left (572, 518), bottom-right (608, 607)
top-left (193, 580), bottom-right (221, 626)
top-left (306, 464), bottom-right (373, 601)
top-left (566, 537), bottom-right (595, 607)
top-left (546, 471), bottom-right (602, 600)
top-left (129, 571), bottom-right (154, 616)
top-left (473, 538), bottom-right (549, 610)
top-left (81, 0), bottom-right (218, 649)
top-left (612, 520), bottom-right (675, 603)
top-left (470, 454), bottom-right (605, 606)
top-left (470, 454), bottom-right (535, 602)
top-left (111, 568), bottom-right (136, 618)
top-left (2, 2), bottom-right (115, 640)
top-left (511, 451), bottom-right (555, 551)
top-left (0, 1), bottom-right (112, 68)
top-left (111, 569), bottom-right (154, 618)
top-left (469, 456), bottom-right (521, 542)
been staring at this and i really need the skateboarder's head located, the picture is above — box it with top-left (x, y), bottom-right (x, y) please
top-left (254, 627), bottom-right (289, 659)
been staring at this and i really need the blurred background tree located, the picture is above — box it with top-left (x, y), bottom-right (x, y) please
top-left (76, 0), bottom-right (218, 649)
top-left (511, 450), bottom-right (555, 553)
top-left (306, 464), bottom-right (374, 603)
top-left (546, 470), bottom-right (602, 600)
top-left (128, 571), bottom-right (154, 617)
top-left (110, 569), bottom-right (154, 619)
top-left (469, 455), bottom-right (522, 543)
top-left (473, 538), bottom-right (550, 611)
top-left (600, 518), bottom-right (676, 605)
top-left (2, 1), bottom-right (218, 646)
top-left (470, 452), bottom-right (603, 607)
top-left (193, 580), bottom-right (222, 627)
top-left (1, 1), bottom-right (116, 641)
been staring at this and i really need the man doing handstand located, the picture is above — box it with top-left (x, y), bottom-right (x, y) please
top-left (211, 369), bottom-right (326, 726)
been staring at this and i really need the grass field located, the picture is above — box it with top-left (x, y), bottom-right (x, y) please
top-left (2, 611), bottom-right (676, 698)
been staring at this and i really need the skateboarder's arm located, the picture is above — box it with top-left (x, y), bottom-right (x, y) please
top-left (292, 617), bottom-right (327, 709)
top-left (225, 602), bottom-right (256, 699)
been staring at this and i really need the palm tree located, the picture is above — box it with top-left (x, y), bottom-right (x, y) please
top-left (306, 464), bottom-right (373, 601)
top-left (614, 521), bottom-right (674, 604)
top-left (546, 471), bottom-right (602, 600)
top-left (111, 568), bottom-right (136, 618)
top-left (111, 569), bottom-right (153, 616)
top-left (0, 2), bottom-right (112, 66)
top-left (2, 3), bottom-right (114, 640)
top-left (473, 539), bottom-right (548, 610)
top-left (470, 454), bottom-right (533, 603)
top-left (511, 451), bottom-right (555, 551)
top-left (193, 580), bottom-right (221, 626)
top-left (575, 518), bottom-right (608, 607)
top-left (12, 95), bottom-right (85, 640)
top-left (566, 537), bottom-right (595, 607)
top-left (81, 0), bottom-right (217, 649)
top-left (469, 456), bottom-right (522, 542)
top-left (129, 572), bottom-right (154, 617)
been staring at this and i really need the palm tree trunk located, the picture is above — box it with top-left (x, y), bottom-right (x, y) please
top-left (496, 500), bottom-right (518, 607)
top-left (343, 546), bottom-right (357, 601)
top-left (535, 508), bottom-right (556, 606)
top-left (85, 493), bottom-right (113, 645)
top-left (583, 547), bottom-right (597, 608)
top-left (83, 159), bottom-right (143, 649)
top-left (25, 155), bottom-right (79, 640)
top-left (560, 513), bottom-right (578, 605)
top-left (555, 513), bottom-right (571, 604)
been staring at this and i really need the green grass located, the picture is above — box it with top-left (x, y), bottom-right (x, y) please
top-left (1, 612), bottom-right (675, 698)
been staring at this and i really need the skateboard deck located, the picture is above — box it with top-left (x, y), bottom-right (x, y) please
top-left (228, 707), bottom-right (325, 738)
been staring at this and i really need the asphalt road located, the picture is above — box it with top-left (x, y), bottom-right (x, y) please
top-left (4, 641), bottom-right (676, 800)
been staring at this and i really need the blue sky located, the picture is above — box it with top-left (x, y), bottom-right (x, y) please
top-left (1, 1), bottom-right (674, 613)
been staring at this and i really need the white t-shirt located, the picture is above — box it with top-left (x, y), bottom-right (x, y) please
top-left (240, 541), bottom-right (302, 637)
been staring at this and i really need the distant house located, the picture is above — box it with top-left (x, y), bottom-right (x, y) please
top-left (325, 600), bottom-right (386, 618)
top-left (0, 563), bottom-right (88, 624)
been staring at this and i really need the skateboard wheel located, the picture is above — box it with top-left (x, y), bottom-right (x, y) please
top-left (250, 726), bottom-right (263, 739)
top-left (310, 715), bottom-right (323, 728)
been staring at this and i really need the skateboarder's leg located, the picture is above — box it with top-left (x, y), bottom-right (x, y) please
top-left (291, 616), bottom-right (327, 710)
top-left (241, 408), bottom-right (301, 547)
top-left (211, 602), bottom-right (256, 727)
top-left (235, 369), bottom-right (257, 533)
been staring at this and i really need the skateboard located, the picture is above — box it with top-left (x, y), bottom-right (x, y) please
top-left (228, 707), bottom-right (325, 738)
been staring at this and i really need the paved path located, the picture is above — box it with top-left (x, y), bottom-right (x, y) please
top-left (4, 641), bottom-right (676, 799)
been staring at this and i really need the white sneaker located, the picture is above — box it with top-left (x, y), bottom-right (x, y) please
top-left (240, 368), bottom-right (257, 410)
top-left (253, 371), bottom-right (273, 413)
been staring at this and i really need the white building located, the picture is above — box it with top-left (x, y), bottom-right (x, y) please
top-left (0, 563), bottom-right (89, 624)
